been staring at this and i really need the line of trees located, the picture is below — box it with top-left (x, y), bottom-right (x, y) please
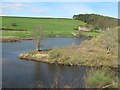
top-left (73, 14), bottom-right (118, 30)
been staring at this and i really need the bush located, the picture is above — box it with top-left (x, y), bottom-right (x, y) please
top-left (11, 23), bottom-right (17, 26)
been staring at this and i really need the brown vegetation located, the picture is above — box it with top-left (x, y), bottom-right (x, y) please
top-left (19, 27), bottom-right (118, 68)
top-left (0, 36), bottom-right (33, 42)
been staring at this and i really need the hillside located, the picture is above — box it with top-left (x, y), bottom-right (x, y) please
top-left (1, 16), bottom-right (86, 37)
top-left (73, 14), bottom-right (118, 30)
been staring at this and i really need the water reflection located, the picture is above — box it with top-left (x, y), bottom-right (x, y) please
top-left (34, 63), bottom-right (41, 81)
top-left (2, 37), bottom-right (90, 88)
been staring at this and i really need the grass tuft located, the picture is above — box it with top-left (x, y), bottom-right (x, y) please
top-left (85, 68), bottom-right (118, 88)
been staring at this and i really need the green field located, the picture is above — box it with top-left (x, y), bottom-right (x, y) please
top-left (1, 16), bottom-right (101, 37)
top-left (1, 16), bottom-right (83, 36)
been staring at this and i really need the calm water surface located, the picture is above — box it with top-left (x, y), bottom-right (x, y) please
top-left (2, 37), bottom-right (90, 88)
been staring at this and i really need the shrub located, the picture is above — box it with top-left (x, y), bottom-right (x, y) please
top-left (11, 23), bottom-right (17, 26)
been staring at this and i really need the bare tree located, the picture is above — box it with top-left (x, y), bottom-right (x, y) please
top-left (32, 26), bottom-right (46, 51)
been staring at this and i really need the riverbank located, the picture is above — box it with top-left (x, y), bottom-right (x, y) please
top-left (1, 16), bottom-right (101, 41)
top-left (0, 36), bottom-right (33, 42)
top-left (18, 48), bottom-right (118, 69)
top-left (19, 50), bottom-right (50, 62)
top-left (18, 28), bottom-right (118, 69)
top-left (1, 29), bottom-right (100, 42)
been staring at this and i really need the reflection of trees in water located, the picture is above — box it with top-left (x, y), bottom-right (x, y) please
top-left (26, 80), bottom-right (45, 88)
top-left (26, 63), bottom-right (88, 88)
top-left (34, 62), bottom-right (41, 81)
top-left (26, 62), bottom-right (45, 88)
top-left (46, 64), bottom-right (87, 88)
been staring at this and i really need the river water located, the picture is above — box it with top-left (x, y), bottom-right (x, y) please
top-left (2, 37), bottom-right (90, 88)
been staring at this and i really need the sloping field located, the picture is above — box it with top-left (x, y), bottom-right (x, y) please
top-left (2, 16), bottom-right (86, 37)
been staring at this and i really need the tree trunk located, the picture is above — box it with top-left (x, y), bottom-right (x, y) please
top-left (35, 37), bottom-right (41, 51)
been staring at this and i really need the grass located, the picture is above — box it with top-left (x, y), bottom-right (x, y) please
top-left (49, 27), bottom-right (118, 67)
top-left (2, 16), bottom-right (85, 31)
top-left (18, 27), bottom-right (118, 88)
top-left (18, 27), bottom-right (118, 68)
top-left (79, 31), bottom-right (101, 37)
top-left (1, 30), bottom-right (32, 37)
top-left (1, 16), bottom-right (101, 37)
top-left (85, 68), bottom-right (118, 88)
top-left (1, 16), bottom-right (85, 36)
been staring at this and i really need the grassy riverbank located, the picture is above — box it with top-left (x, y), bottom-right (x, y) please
top-left (0, 36), bottom-right (33, 42)
top-left (18, 27), bottom-right (118, 88)
top-left (49, 27), bottom-right (118, 68)
top-left (1, 30), bottom-right (100, 42)
top-left (19, 27), bottom-right (118, 68)
top-left (0, 30), bottom-right (33, 42)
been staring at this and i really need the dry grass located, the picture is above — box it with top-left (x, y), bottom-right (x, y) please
top-left (85, 68), bottom-right (118, 88)
top-left (18, 28), bottom-right (118, 68)
top-left (49, 28), bottom-right (118, 68)
top-left (19, 50), bottom-right (50, 62)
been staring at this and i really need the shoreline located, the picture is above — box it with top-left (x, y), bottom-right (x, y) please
top-left (0, 36), bottom-right (34, 42)
top-left (0, 35), bottom-right (92, 42)
top-left (18, 50), bottom-right (118, 69)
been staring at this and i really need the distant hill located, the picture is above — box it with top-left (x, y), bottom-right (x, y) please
top-left (73, 14), bottom-right (118, 30)
top-left (2, 16), bottom-right (85, 31)
top-left (1, 16), bottom-right (86, 37)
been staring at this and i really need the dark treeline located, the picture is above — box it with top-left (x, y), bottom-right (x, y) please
top-left (73, 14), bottom-right (118, 30)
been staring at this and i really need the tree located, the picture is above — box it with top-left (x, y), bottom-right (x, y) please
top-left (73, 14), bottom-right (117, 30)
top-left (32, 26), bottom-right (46, 51)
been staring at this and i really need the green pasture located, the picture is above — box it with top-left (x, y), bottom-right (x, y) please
top-left (1, 16), bottom-right (100, 37)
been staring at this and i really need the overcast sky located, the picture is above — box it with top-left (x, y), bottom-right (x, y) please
top-left (1, 2), bottom-right (118, 18)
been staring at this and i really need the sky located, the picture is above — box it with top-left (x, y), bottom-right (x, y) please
top-left (2, 0), bottom-right (120, 2)
top-left (1, 2), bottom-right (118, 18)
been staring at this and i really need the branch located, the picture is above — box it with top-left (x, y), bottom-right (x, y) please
top-left (102, 82), bottom-right (117, 88)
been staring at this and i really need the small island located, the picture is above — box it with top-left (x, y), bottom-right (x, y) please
top-left (18, 27), bottom-right (118, 69)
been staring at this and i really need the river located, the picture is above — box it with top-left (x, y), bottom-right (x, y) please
top-left (2, 37), bottom-right (90, 88)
